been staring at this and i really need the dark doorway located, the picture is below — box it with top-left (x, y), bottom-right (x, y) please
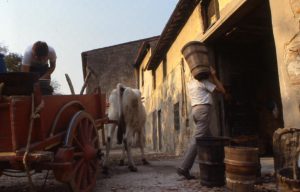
top-left (158, 110), bottom-right (162, 151)
top-left (214, 0), bottom-right (283, 156)
top-left (152, 111), bottom-right (157, 151)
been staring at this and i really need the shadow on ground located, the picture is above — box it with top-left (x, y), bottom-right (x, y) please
top-left (0, 149), bottom-right (277, 192)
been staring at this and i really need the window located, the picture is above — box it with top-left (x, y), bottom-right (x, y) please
top-left (158, 109), bottom-right (162, 150)
top-left (152, 69), bottom-right (156, 90)
top-left (137, 69), bottom-right (140, 89)
top-left (163, 57), bottom-right (167, 80)
top-left (152, 111), bottom-right (157, 150)
top-left (174, 102), bottom-right (180, 131)
top-left (200, 0), bottom-right (220, 32)
top-left (141, 68), bottom-right (144, 87)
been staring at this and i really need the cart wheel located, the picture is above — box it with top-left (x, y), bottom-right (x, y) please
top-left (65, 111), bottom-right (100, 192)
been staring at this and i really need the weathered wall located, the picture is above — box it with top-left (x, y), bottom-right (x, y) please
top-left (269, 0), bottom-right (300, 128)
top-left (141, 6), bottom-right (209, 154)
top-left (141, 0), bottom-right (299, 155)
top-left (139, 50), bottom-right (153, 102)
top-left (142, 0), bottom-right (279, 155)
top-left (141, 0), bottom-right (244, 154)
top-left (139, 50), bottom-right (154, 147)
top-left (82, 38), bottom-right (154, 96)
top-left (219, 0), bottom-right (233, 10)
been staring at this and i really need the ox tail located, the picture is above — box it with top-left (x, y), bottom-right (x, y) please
top-left (117, 83), bottom-right (126, 144)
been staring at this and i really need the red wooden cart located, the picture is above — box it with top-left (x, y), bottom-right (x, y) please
top-left (0, 73), bottom-right (108, 192)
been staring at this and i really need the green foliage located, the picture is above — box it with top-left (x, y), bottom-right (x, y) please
top-left (50, 79), bottom-right (61, 94)
top-left (0, 44), bottom-right (8, 54)
top-left (4, 53), bottom-right (22, 72)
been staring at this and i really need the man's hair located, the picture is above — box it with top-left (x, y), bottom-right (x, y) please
top-left (32, 41), bottom-right (49, 57)
top-left (195, 72), bottom-right (210, 81)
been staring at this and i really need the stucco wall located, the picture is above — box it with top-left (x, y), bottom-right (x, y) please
top-left (141, 6), bottom-right (212, 154)
top-left (219, 0), bottom-right (233, 11)
top-left (140, 51), bottom-right (153, 104)
top-left (142, 0), bottom-right (295, 154)
top-left (269, 0), bottom-right (300, 128)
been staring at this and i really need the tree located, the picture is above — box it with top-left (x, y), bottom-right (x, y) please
top-left (0, 44), bottom-right (8, 54)
top-left (4, 53), bottom-right (22, 72)
top-left (50, 79), bottom-right (61, 94)
top-left (1, 44), bottom-right (22, 72)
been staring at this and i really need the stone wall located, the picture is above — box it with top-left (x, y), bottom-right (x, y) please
top-left (82, 38), bottom-right (157, 96)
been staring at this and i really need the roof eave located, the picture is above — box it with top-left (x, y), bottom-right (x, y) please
top-left (146, 0), bottom-right (200, 71)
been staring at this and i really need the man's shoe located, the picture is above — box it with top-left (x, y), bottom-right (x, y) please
top-left (176, 168), bottom-right (196, 180)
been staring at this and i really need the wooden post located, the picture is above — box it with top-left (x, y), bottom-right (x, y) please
top-left (80, 71), bottom-right (92, 95)
top-left (65, 74), bottom-right (75, 95)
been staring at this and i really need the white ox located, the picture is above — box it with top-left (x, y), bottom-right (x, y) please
top-left (103, 83), bottom-right (149, 173)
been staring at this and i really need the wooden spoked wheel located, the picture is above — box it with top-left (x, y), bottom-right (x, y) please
top-left (65, 111), bottom-right (100, 192)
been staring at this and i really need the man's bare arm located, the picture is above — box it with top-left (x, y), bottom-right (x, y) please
top-left (40, 60), bottom-right (56, 79)
top-left (210, 67), bottom-right (226, 94)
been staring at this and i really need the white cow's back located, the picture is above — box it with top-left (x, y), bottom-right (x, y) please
top-left (121, 88), bottom-right (146, 133)
top-left (108, 89), bottom-right (119, 121)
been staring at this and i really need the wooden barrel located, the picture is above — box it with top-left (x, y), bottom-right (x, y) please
top-left (231, 135), bottom-right (262, 177)
top-left (197, 137), bottom-right (230, 187)
top-left (0, 72), bottom-right (39, 95)
top-left (277, 167), bottom-right (300, 192)
top-left (224, 146), bottom-right (259, 192)
top-left (181, 41), bottom-right (210, 80)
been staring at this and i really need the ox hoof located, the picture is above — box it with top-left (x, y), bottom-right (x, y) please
top-left (128, 165), bottom-right (138, 172)
top-left (142, 158), bottom-right (150, 165)
top-left (119, 159), bottom-right (125, 166)
top-left (102, 166), bottom-right (109, 175)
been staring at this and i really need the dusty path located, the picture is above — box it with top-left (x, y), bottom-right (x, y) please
top-left (0, 149), bottom-right (276, 192)
top-left (97, 154), bottom-right (276, 192)
top-left (98, 156), bottom-right (206, 192)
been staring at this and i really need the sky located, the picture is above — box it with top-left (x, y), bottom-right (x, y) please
top-left (0, 0), bottom-right (178, 94)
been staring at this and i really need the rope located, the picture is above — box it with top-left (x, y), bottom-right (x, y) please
top-left (41, 170), bottom-right (50, 191)
top-left (22, 94), bottom-right (44, 192)
top-left (0, 82), bottom-right (4, 97)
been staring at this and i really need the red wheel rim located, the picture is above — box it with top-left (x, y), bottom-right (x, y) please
top-left (67, 111), bottom-right (99, 192)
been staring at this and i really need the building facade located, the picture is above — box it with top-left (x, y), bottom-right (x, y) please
top-left (81, 36), bottom-right (159, 95)
top-left (134, 0), bottom-right (300, 155)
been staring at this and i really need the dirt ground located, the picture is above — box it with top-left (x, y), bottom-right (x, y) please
top-left (0, 148), bottom-right (277, 192)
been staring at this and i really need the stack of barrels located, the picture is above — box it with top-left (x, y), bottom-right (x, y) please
top-left (197, 138), bottom-right (260, 191)
top-left (182, 41), bottom-right (261, 191)
top-left (197, 137), bottom-right (230, 187)
top-left (273, 128), bottom-right (300, 191)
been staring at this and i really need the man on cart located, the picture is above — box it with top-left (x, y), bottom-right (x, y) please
top-left (21, 41), bottom-right (56, 80)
